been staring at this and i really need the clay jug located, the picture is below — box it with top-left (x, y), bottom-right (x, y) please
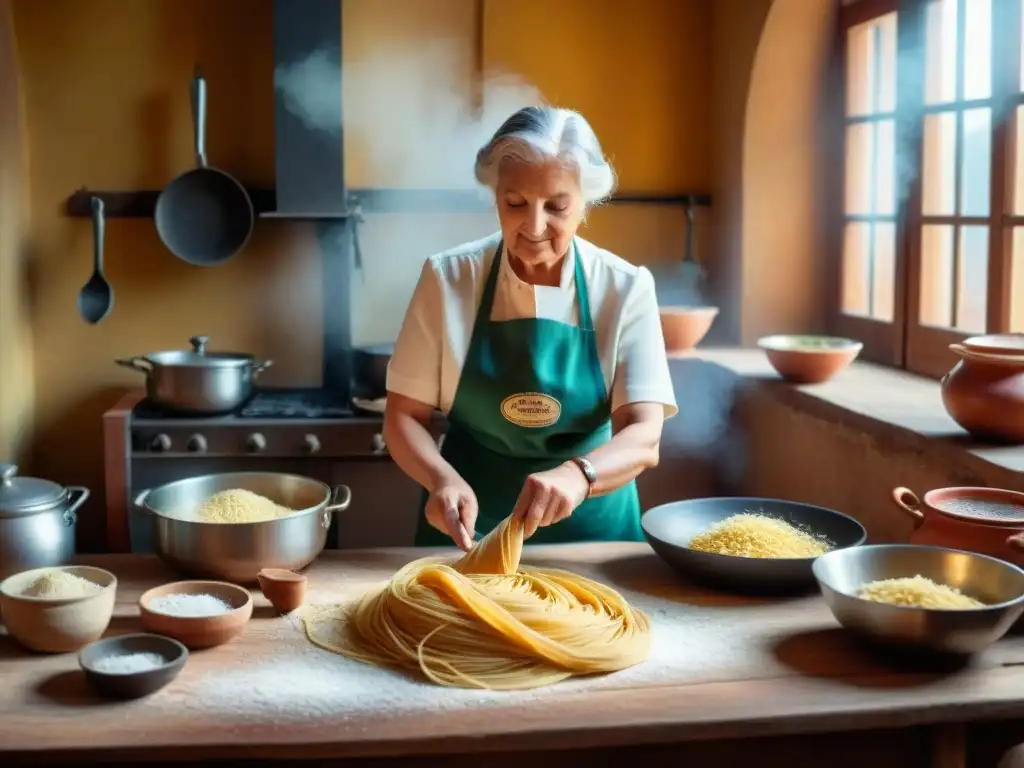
top-left (940, 336), bottom-right (1024, 443)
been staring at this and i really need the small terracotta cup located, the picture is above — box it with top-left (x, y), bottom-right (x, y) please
top-left (139, 580), bottom-right (252, 649)
top-left (891, 486), bottom-right (1024, 565)
top-left (257, 568), bottom-right (307, 613)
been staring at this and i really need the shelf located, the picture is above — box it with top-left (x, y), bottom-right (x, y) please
top-left (66, 187), bottom-right (712, 219)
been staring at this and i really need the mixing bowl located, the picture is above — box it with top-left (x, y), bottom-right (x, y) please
top-left (0, 565), bottom-right (117, 653)
top-left (812, 544), bottom-right (1024, 654)
top-left (134, 472), bottom-right (351, 583)
top-left (642, 497), bottom-right (867, 593)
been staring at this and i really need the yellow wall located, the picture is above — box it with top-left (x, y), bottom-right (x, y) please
top-left (0, 0), bottom-right (33, 466)
top-left (9, 0), bottom-right (714, 550)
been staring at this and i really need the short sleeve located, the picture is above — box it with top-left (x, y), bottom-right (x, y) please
top-left (386, 258), bottom-right (443, 408)
top-left (610, 267), bottom-right (679, 418)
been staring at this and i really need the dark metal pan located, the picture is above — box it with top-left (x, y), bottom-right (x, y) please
top-left (155, 70), bottom-right (254, 266)
top-left (642, 497), bottom-right (867, 594)
top-left (352, 343), bottom-right (394, 399)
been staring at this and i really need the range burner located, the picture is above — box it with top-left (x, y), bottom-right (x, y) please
top-left (240, 389), bottom-right (353, 419)
top-left (133, 388), bottom-right (354, 420)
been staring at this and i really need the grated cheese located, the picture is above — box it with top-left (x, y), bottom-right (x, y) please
top-left (193, 488), bottom-right (295, 524)
top-left (857, 575), bottom-right (985, 609)
top-left (688, 513), bottom-right (831, 559)
top-left (21, 571), bottom-right (101, 599)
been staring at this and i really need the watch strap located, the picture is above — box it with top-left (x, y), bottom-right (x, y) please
top-left (570, 456), bottom-right (597, 497)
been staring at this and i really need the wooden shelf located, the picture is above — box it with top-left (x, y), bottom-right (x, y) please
top-left (66, 187), bottom-right (712, 219)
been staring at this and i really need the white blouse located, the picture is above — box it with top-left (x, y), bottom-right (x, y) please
top-left (386, 233), bottom-right (678, 419)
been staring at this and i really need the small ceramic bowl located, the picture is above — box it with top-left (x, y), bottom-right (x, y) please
top-left (257, 568), bottom-right (308, 613)
top-left (138, 580), bottom-right (252, 649)
top-left (660, 306), bottom-right (719, 353)
top-left (0, 565), bottom-right (117, 653)
top-left (757, 334), bottom-right (863, 384)
top-left (79, 633), bottom-right (188, 699)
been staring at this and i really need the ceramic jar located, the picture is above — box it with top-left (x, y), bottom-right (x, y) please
top-left (940, 334), bottom-right (1024, 443)
top-left (891, 485), bottom-right (1024, 565)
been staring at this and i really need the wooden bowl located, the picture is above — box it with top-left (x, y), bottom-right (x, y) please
top-left (0, 565), bottom-right (117, 653)
top-left (138, 580), bottom-right (252, 649)
top-left (257, 568), bottom-right (307, 613)
top-left (660, 306), bottom-right (719, 353)
top-left (79, 633), bottom-right (188, 699)
top-left (757, 334), bottom-right (863, 384)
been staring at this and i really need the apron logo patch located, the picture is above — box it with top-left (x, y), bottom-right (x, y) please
top-left (500, 393), bottom-right (561, 428)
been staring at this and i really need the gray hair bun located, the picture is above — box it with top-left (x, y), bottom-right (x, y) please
top-left (474, 106), bottom-right (617, 204)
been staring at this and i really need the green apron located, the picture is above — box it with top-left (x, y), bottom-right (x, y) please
top-left (414, 239), bottom-right (643, 546)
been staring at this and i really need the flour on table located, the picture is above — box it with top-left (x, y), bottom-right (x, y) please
top-left (186, 585), bottom-right (786, 724)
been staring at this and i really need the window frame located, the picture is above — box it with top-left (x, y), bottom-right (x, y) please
top-left (831, 0), bottom-right (1022, 379)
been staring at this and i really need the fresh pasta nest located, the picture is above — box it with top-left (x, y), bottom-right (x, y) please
top-left (302, 515), bottom-right (651, 690)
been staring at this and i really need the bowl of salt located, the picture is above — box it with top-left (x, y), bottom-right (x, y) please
top-left (139, 580), bottom-right (253, 649)
top-left (79, 633), bottom-right (188, 699)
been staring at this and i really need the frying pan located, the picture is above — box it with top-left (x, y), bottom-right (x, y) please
top-left (642, 497), bottom-right (867, 594)
top-left (155, 70), bottom-right (254, 266)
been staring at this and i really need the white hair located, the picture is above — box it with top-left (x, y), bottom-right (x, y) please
top-left (474, 106), bottom-right (617, 205)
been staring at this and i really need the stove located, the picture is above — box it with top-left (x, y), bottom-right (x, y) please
top-left (105, 389), bottom-right (445, 556)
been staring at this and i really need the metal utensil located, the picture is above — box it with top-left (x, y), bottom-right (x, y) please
top-left (678, 198), bottom-right (706, 296)
top-left (0, 463), bottom-right (90, 580)
top-left (115, 335), bottom-right (272, 414)
top-left (813, 544), bottom-right (1024, 655)
top-left (134, 472), bottom-right (352, 583)
top-left (641, 497), bottom-right (867, 594)
top-left (155, 68), bottom-right (254, 266)
top-left (77, 196), bottom-right (113, 324)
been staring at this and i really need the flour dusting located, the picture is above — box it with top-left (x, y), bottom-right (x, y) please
top-left (186, 586), bottom-right (793, 723)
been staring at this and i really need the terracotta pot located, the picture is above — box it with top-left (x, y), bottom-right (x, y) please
top-left (891, 486), bottom-right (1024, 565)
top-left (756, 335), bottom-right (862, 384)
top-left (941, 341), bottom-right (1024, 443)
top-left (659, 306), bottom-right (718, 353)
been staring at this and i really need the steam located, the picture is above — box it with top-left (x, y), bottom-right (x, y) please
top-left (274, 40), bottom-right (544, 191)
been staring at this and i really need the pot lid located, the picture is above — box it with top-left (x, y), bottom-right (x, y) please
top-left (0, 463), bottom-right (69, 517)
top-left (963, 334), bottom-right (1024, 357)
top-left (146, 336), bottom-right (254, 368)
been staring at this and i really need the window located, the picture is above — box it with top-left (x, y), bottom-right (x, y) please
top-left (835, 0), bottom-right (1024, 378)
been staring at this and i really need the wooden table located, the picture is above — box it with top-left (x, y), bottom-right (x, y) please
top-left (3, 545), bottom-right (1024, 766)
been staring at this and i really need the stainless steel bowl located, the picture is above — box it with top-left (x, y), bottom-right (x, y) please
top-left (812, 544), bottom-right (1024, 654)
top-left (134, 472), bottom-right (351, 583)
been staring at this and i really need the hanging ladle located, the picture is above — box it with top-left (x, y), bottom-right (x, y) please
top-left (77, 196), bottom-right (113, 324)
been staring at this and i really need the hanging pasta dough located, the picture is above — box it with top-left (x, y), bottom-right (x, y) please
top-left (302, 514), bottom-right (651, 690)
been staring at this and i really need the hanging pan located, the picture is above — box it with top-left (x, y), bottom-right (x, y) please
top-left (155, 68), bottom-right (254, 266)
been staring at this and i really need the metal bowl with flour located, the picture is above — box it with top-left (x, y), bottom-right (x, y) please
top-left (134, 472), bottom-right (351, 583)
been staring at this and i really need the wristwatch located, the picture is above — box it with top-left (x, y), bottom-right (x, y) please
top-left (569, 456), bottom-right (597, 498)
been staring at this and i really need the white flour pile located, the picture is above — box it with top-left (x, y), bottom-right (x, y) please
top-left (184, 583), bottom-right (804, 724)
top-left (148, 593), bottom-right (233, 617)
top-left (92, 652), bottom-right (168, 674)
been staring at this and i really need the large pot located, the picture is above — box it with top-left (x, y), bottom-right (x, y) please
top-left (134, 472), bottom-right (351, 583)
top-left (0, 463), bottom-right (90, 580)
top-left (891, 485), bottom-right (1024, 565)
top-left (941, 337), bottom-right (1024, 443)
top-left (115, 335), bottom-right (272, 414)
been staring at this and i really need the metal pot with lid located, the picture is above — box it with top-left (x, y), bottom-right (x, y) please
top-left (115, 335), bottom-right (272, 414)
top-left (0, 463), bottom-right (90, 580)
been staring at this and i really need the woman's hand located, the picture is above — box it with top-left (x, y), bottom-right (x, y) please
top-left (513, 462), bottom-right (591, 539)
top-left (425, 478), bottom-right (478, 551)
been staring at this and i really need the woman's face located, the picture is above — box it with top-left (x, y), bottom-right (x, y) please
top-left (495, 158), bottom-right (585, 276)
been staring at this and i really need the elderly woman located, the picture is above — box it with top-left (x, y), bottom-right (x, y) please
top-left (383, 106), bottom-right (678, 550)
